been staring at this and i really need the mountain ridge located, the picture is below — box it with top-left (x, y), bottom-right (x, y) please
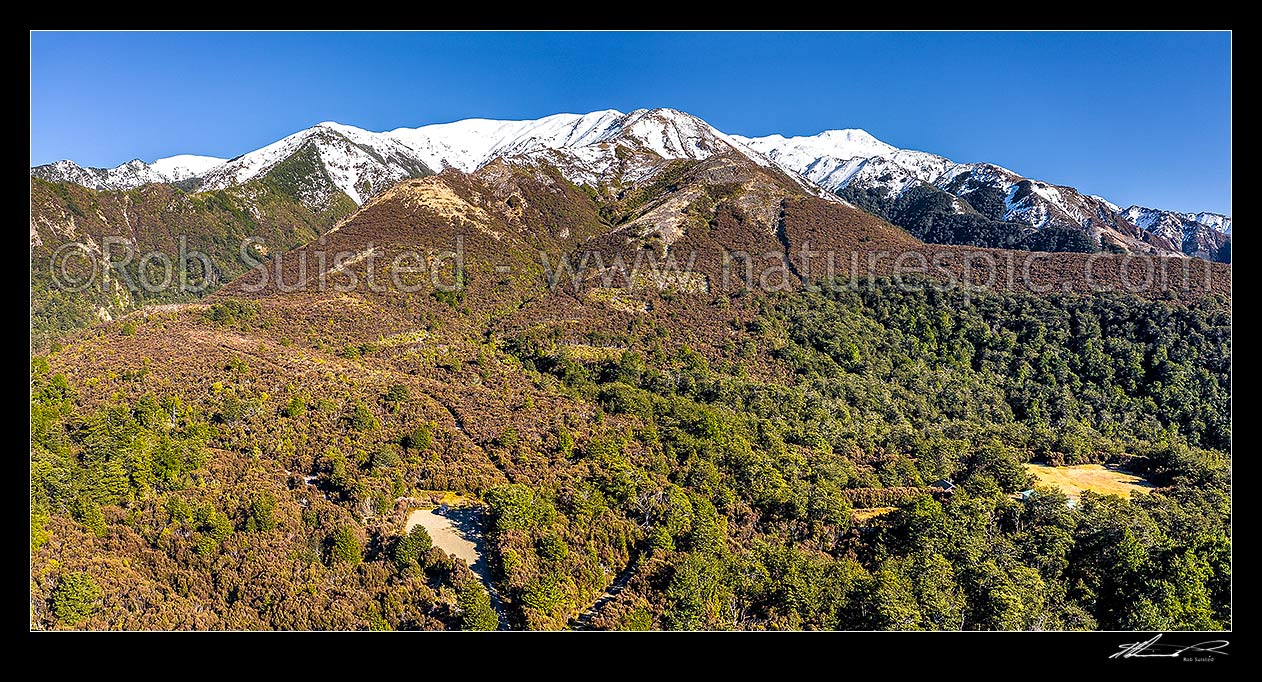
top-left (32, 109), bottom-right (1229, 261)
top-left (735, 128), bottom-right (1230, 261)
top-left (32, 154), bottom-right (226, 191)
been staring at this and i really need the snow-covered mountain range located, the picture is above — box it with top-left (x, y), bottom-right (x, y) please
top-left (34, 154), bottom-right (225, 191)
top-left (31, 108), bottom-right (1230, 260)
top-left (735, 129), bottom-right (1231, 260)
top-left (393, 109), bottom-right (743, 175)
top-left (34, 109), bottom-right (777, 201)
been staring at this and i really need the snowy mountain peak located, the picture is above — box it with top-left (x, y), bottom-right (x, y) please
top-left (196, 123), bottom-right (433, 205)
top-left (616, 108), bottom-right (736, 159)
top-left (1089, 195), bottom-right (1122, 213)
top-left (386, 108), bottom-right (758, 188)
top-left (388, 110), bottom-right (626, 173)
top-left (1125, 205), bottom-right (1232, 235)
top-left (33, 107), bottom-right (794, 206)
top-left (741, 128), bottom-right (1229, 260)
top-left (31, 154), bottom-right (228, 191)
top-left (734, 128), bottom-right (901, 165)
top-left (148, 155), bottom-right (226, 182)
top-left (814, 129), bottom-right (898, 155)
top-left (820, 128), bottom-right (881, 142)
top-left (1191, 211), bottom-right (1232, 235)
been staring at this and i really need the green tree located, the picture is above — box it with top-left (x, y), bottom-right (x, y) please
top-left (328, 525), bottom-right (362, 566)
top-left (620, 606), bottom-right (655, 630)
top-left (485, 484), bottom-right (555, 532)
top-left (457, 581), bottom-right (498, 630)
top-left (370, 446), bottom-right (400, 471)
top-left (869, 563), bottom-right (924, 630)
top-left (663, 555), bottom-right (729, 630)
top-left (392, 524), bottom-right (434, 572)
top-left (245, 494), bottom-right (277, 532)
top-left (71, 496), bottom-right (107, 538)
top-left (197, 504), bottom-right (233, 542)
top-left (282, 394), bottom-right (307, 418)
top-left (404, 423), bottom-right (433, 452)
top-left (31, 510), bottom-right (50, 551)
top-left (51, 572), bottom-right (102, 625)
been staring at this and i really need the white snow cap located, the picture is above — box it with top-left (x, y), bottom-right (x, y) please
top-left (148, 155), bottom-right (226, 181)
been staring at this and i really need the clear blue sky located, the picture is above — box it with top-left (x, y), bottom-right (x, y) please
top-left (31, 31), bottom-right (1231, 214)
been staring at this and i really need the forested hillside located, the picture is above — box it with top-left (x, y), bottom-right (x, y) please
top-left (30, 282), bottom-right (1230, 630)
top-left (30, 154), bottom-right (1230, 631)
top-left (30, 147), bottom-right (362, 347)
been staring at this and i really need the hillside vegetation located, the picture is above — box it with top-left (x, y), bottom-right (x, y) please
top-left (30, 151), bottom-right (360, 347)
top-left (31, 156), bottom-right (1230, 630)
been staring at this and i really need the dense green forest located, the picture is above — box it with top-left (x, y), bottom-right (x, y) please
top-left (30, 281), bottom-right (1230, 630)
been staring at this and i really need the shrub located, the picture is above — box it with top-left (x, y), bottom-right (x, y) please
top-left (348, 402), bottom-right (379, 432)
top-left (392, 524), bottom-right (434, 572)
top-left (204, 299), bottom-right (259, 325)
top-left (485, 484), bottom-right (555, 532)
top-left (384, 384), bottom-right (410, 412)
top-left (403, 424), bottom-right (433, 452)
top-left (282, 395), bottom-right (307, 419)
top-left (245, 494), bottom-right (278, 532)
top-left (370, 446), bottom-right (400, 471)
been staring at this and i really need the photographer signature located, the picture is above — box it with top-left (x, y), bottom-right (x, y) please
top-left (1111, 634), bottom-right (1229, 660)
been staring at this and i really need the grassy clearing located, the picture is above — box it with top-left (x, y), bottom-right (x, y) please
top-left (1025, 463), bottom-right (1155, 499)
top-left (406, 490), bottom-right (479, 508)
top-left (851, 506), bottom-right (898, 523)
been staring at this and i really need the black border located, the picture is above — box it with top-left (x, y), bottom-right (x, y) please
top-left (24, 630), bottom-right (1241, 671)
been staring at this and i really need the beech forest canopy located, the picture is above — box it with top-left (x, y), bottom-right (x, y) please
top-left (31, 281), bottom-right (1230, 630)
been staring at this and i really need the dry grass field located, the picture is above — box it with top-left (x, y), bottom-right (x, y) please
top-left (851, 506), bottom-right (898, 523)
top-left (1026, 464), bottom-right (1155, 499)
